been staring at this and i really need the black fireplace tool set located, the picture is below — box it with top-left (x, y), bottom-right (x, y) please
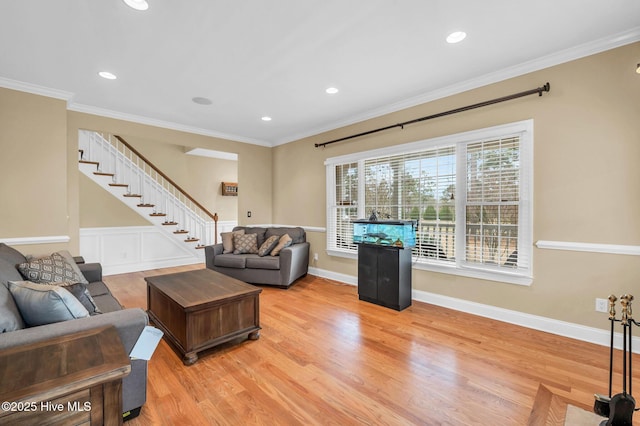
top-left (594, 294), bottom-right (638, 426)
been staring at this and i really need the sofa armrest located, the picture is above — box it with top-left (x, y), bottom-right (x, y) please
top-left (78, 262), bottom-right (102, 283)
top-left (204, 244), bottom-right (224, 270)
top-left (279, 242), bottom-right (310, 286)
top-left (0, 308), bottom-right (148, 355)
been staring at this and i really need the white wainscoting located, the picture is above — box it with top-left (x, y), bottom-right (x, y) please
top-left (80, 226), bottom-right (199, 276)
top-left (307, 266), bottom-right (640, 354)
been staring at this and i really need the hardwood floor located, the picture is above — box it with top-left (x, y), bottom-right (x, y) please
top-left (104, 265), bottom-right (639, 425)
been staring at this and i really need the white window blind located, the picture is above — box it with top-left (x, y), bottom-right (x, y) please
top-left (325, 120), bottom-right (533, 285)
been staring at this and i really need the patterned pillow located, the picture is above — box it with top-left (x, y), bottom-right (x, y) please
top-left (233, 233), bottom-right (258, 254)
top-left (258, 235), bottom-right (280, 257)
top-left (17, 253), bottom-right (84, 284)
top-left (221, 229), bottom-right (245, 254)
top-left (270, 234), bottom-right (293, 256)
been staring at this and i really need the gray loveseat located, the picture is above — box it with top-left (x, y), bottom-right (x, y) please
top-left (205, 226), bottom-right (310, 288)
top-left (0, 243), bottom-right (147, 420)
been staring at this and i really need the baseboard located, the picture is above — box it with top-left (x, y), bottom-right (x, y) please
top-left (307, 266), bottom-right (640, 354)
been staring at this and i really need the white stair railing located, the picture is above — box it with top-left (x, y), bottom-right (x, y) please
top-left (79, 130), bottom-right (217, 248)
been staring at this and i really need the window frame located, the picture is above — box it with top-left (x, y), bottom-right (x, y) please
top-left (325, 120), bottom-right (533, 286)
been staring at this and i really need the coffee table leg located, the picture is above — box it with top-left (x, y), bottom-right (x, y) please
top-left (183, 352), bottom-right (198, 366)
top-left (248, 330), bottom-right (260, 340)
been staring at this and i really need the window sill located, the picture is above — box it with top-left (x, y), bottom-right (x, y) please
top-left (326, 249), bottom-right (532, 286)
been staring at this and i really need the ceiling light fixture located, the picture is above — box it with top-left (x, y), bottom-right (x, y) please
top-left (192, 97), bottom-right (212, 105)
top-left (123, 0), bottom-right (149, 11)
top-left (326, 87), bottom-right (339, 94)
top-left (98, 71), bottom-right (117, 80)
top-left (446, 31), bottom-right (467, 44)
top-left (636, 63), bottom-right (640, 74)
top-left (261, 116), bottom-right (272, 122)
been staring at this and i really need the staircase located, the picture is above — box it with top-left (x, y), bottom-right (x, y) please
top-left (78, 130), bottom-right (218, 261)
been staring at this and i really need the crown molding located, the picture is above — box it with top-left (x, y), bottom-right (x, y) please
top-left (0, 76), bottom-right (73, 101)
top-left (272, 26), bottom-right (640, 146)
top-left (67, 102), bottom-right (273, 147)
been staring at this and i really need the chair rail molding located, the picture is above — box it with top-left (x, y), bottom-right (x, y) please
top-left (536, 240), bottom-right (640, 256)
top-left (0, 235), bottom-right (70, 245)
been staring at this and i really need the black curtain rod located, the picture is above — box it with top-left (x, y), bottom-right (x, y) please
top-left (315, 82), bottom-right (550, 148)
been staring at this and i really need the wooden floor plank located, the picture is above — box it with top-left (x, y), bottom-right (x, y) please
top-left (102, 265), bottom-right (639, 425)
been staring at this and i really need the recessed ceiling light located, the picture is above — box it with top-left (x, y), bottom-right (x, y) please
top-left (192, 97), bottom-right (212, 105)
top-left (261, 116), bottom-right (272, 122)
top-left (98, 71), bottom-right (117, 80)
top-left (123, 0), bottom-right (149, 11)
top-left (446, 31), bottom-right (467, 44)
top-left (326, 87), bottom-right (339, 94)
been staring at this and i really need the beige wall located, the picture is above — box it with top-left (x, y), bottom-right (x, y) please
top-left (272, 42), bottom-right (640, 329)
top-left (0, 88), bottom-right (70, 256)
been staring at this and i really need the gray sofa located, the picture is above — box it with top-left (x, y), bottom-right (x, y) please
top-left (205, 226), bottom-right (310, 288)
top-left (0, 243), bottom-right (147, 420)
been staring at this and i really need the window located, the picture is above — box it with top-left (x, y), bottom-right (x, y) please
top-left (326, 120), bottom-right (533, 285)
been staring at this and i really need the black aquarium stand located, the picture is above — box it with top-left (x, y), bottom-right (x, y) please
top-left (357, 243), bottom-right (412, 311)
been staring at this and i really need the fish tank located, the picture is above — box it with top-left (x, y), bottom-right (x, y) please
top-left (353, 220), bottom-right (417, 248)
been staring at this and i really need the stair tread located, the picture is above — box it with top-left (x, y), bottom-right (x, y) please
top-left (109, 183), bottom-right (128, 187)
top-left (94, 172), bottom-right (115, 177)
top-left (137, 204), bottom-right (154, 207)
top-left (79, 160), bottom-right (99, 166)
top-left (174, 230), bottom-right (188, 234)
top-left (185, 238), bottom-right (199, 242)
top-left (124, 194), bottom-right (142, 198)
top-left (150, 213), bottom-right (167, 216)
top-left (162, 221), bottom-right (178, 225)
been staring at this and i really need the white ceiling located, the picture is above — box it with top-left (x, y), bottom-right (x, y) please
top-left (1, 1), bottom-right (639, 147)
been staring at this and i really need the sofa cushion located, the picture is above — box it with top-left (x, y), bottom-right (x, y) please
top-left (258, 235), bottom-right (280, 257)
top-left (86, 281), bottom-right (111, 297)
top-left (270, 234), bottom-right (293, 256)
top-left (8, 281), bottom-right (90, 327)
top-left (265, 227), bottom-right (306, 244)
top-left (214, 254), bottom-right (247, 269)
top-left (17, 253), bottom-right (84, 284)
top-left (0, 243), bottom-right (28, 267)
top-left (0, 280), bottom-right (25, 333)
top-left (221, 229), bottom-right (245, 254)
top-left (91, 294), bottom-right (124, 313)
top-left (233, 233), bottom-right (258, 254)
top-left (246, 256), bottom-right (280, 270)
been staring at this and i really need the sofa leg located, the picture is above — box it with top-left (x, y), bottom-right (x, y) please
top-left (123, 406), bottom-right (142, 422)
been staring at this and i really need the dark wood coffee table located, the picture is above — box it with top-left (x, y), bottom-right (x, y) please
top-left (145, 268), bottom-right (262, 366)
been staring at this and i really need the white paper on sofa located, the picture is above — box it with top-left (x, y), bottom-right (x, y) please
top-left (129, 326), bottom-right (163, 360)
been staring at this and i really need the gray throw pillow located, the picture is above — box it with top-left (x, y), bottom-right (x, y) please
top-left (64, 282), bottom-right (102, 315)
top-left (8, 281), bottom-right (89, 327)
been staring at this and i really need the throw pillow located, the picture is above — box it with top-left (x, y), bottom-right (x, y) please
top-left (258, 235), bottom-right (280, 257)
top-left (8, 281), bottom-right (90, 327)
top-left (64, 282), bottom-right (101, 315)
top-left (270, 234), bottom-right (293, 256)
top-left (54, 250), bottom-right (89, 284)
top-left (221, 229), bottom-right (245, 254)
top-left (17, 253), bottom-right (84, 284)
top-left (233, 233), bottom-right (258, 254)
